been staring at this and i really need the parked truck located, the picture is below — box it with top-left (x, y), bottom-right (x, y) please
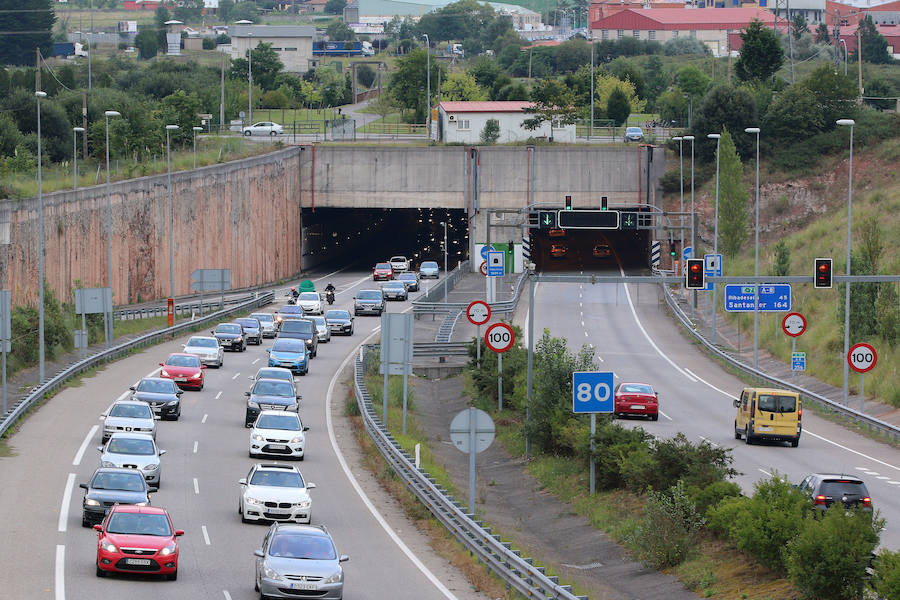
top-left (313, 41), bottom-right (373, 56)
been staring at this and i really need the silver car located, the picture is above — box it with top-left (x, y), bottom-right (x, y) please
top-left (309, 315), bottom-right (331, 343)
top-left (101, 400), bottom-right (158, 443)
top-left (239, 463), bottom-right (315, 524)
top-left (243, 121), bottom-right (283, 136)
top-left (182, 335), bottom-right (224, 367)
top-left (253, 523), bottom-right (348, 599)
top-left (98, 432), bottom-right (165, 490)
top-left (251, 312), bottom-right (279, 338)
top-left (295, 292), bottom-right (323, 315)
top-left (248, 367), bottom-right (295, 385)
top-left (419, 260), bottom-right (439, 278)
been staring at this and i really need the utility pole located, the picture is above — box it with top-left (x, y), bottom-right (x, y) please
top-left (82, 93), bottom-right (88, 160)
top-left (857, 26), bottom-right (863, 100)
top-left (220, 51), bottom-right (225, 133)
top-left (36, 48), bottom-right (41, 92)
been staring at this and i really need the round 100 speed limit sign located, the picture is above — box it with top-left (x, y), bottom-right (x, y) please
top-left (484, 322), bottom-right (515, 353)
top-left (848, 342), bottom-right (877, 373)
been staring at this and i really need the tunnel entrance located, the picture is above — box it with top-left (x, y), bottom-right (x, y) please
top-left (530, 228), bottom-right (650, 273)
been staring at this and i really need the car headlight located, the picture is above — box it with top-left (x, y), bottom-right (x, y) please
top-left (236, 336), bottom-right (243, 342)
top-left (159, 542), bottom-right (177, 556)
top-left (263, 563), bottom-right (283, 581)
top-left (84, 498), bottom-right (100, 506)
top-left (248, 401), bottom-right (260, 409)
top-left (160, 369), bottom-right (170, 377)
top-left (323, 570), bottom-right (342, 584)
top-left (288, 403), bottom-right (299, 412)
top-left (101, 541), bottom-right (119, 553)
top-left (252, 433), bottom-right (265, 442)
top-left (191, 372), bottom-right (202, 379)
top-left (143, 463), bottom-right (159, 471)
top-left (167, 400), bottom-right (178, 406)
top-left (245, 496), bottom-right (262, 505)
top-left (294, 500), bottom-right (310, 509)
top-left (289, 436), bottom-right (304, 444)
top-left (100, 461), bottom-right (117, 468)
top-left (103, 425), bottom-right (114, 431)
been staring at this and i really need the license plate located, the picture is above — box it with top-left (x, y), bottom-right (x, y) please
top-left (175, 377), bottom-right (187, 382)
top-left (267, 444), bottom-right (287, 450)
top-left (758, 426), bottom-right (772, 432)
top-left (126, 558), bottom-right (152, 566)
top-left (630, 405), bottom-right (645, 410)
top-left (291, 583), bottom-right (317, 591)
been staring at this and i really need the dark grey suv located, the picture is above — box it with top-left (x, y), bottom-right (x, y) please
top-left (354, 289), bottom-right (384, 316)
top-left (797, 473), bottom-right (872, 513)
top-left (277, 318), bottom-right (319, 358)
top-left (80, 467), bottom-right (152, 527)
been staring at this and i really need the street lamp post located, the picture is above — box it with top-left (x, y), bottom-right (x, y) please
top-left (589, 36), bottom-right (594, 140)
top-left (672, 136), bottom-right (684, 260)
top-left (441, 220), bottom-right (448, 303)
top-left (166, 125), bottom-right (180, 324)
top-left (104, 110), bottom-right (121, 347)
top-left (840, 39), bottom-right (848, 75)
top-left (36, 91), bottom-right (47, 383)
top-left (684, 135), bottom-right (695, 316)
top-left (838, 118), bottom-right (855, 405)
top-left (707, 133), bottom-right (721, 340)
top-left (745, 127), bottom-right (761, 369)
top-left (73, 127), bottom-right (85, 189)
top-left (248, 33), bottom-right (253, 126)
top-left (422, 34), bottom-right (430, 140)
top-left (192, 126), bottom-right (203, 169)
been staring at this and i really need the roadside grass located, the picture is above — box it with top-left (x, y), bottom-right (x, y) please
top-left (357, 114), bottom-right (426, 136)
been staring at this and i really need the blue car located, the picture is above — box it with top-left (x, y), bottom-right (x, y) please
top-left (266, 338), bottom-right (309, 375)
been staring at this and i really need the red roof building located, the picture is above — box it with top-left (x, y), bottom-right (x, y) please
top-left (590, 7), bottom-right (776, 55)
top-left (123, 0), bottom-right (162, 9)
top-left (826, 0), bottom-right (865, 26)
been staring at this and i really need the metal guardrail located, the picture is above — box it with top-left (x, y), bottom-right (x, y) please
top-left (413, 269), bottom-right (529, 319)
top-left (354, 345), bottom-right (585, 600)
top-left (0, 291), bottom-right (275, 439)
top-left (414, 260), bottom-right (471, 307)
top-left (114, 294), bottom-right (254, 320)
top-left (660, 283), bottom-right (900, 441)
top-left (413, 342), bottom-right (470, 357)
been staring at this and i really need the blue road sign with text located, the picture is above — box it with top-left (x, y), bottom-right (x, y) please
top-left (572, 371), bottom-right (615, 414)
top-left (724, 284), bottom-right (792, 312)
top-left (792, 352), bottom-right (806, 372)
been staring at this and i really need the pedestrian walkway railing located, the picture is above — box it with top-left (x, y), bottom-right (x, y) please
top-left (0, 292), bottom-right (275, 439)
top-left (354, 344), bottom-right (585, 600)
top-left (114, 293), bottom-right (255, 320)
top-left (660, 282), bottom-right (900, 441)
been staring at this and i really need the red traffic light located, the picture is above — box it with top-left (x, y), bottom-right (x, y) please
top-left (689, 262), bottom-right (702, 273)
top-left (685, 258), bottom-right (705, 289)
top-left (814, 258), bottom-right (832, 289)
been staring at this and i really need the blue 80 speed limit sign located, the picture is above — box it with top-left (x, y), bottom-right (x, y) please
top-left (572, 371), bottom-right (615, 414)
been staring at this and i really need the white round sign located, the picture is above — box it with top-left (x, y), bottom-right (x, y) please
top-left (449, 408), bottom-right (495, 454)
top-left (484, 322), bottom-right (515, 353)
top-left (466, 300), bottom-right (490, 326)
top-left (781, 312), bottom-right (806, 337)
top-left (848, 342), bottom-right (877, 373)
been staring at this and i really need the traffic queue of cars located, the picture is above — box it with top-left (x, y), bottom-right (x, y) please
top-left (355, 256), bottom-right (432, 316)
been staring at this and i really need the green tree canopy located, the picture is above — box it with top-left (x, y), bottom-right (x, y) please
top-left (801, 65), bottom-right (858, 130)
top-left (387, 48), bottom-right (445, 121)
top-left (677, 65), bottom-right (711, 99)
top-left (326, 20), bottom-right (355, 41)
top-left (815, 23), bottom-right (830, 44)
top-left (856, 15), bottom-right (892, 64)
top-left (522, 78), bottom-right (578, 132)
top-left (691, 84), bottom-right (758, 161)
top-left (735, 19), bottom-right (785, 83)
top-left (606, 87), bottom-right (630, 126)
top-left (716, 129), bottom-right (749, 259)
top-left (230, 1), bottom-right (260, 22)
top-left (442, 72), bottom-right (488, 101)
top-left (417, 0), bottom-right (495, 43)
top-left (160, 90), bottom-right (203, 146)
top-left (864, 77), bottom-right (898, 111)
top-left (173, 0), bottom-right (204, 23)
top-left (0, 0), bottom-right (55, 66)
top-left (763, 84), bottom-right (824, 140)
top-left (134, 28), bottom-right (159, 60)
top-left (325, 0), bottom-right (347, 14)
top-left (230, 42), bottom-right (284, 90)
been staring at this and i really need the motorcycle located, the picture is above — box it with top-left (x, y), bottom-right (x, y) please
top-left (325, 290), bottom-right (335, 305)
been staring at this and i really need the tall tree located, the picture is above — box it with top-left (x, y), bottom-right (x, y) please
top-left (386, 49), bottom-right (444, 121)
top-left (815, 23), bottom-right (830, 45)
top-left (606, 87), bottom-right (630, 126)
top-left (676, 65), bottom-right (710, 99)
top-left (735, 19), bottom-right (785, 83)
top-left (522, 78), bottom-right (577, 131)
top-left (791, 14), bottom-right (809, 41)
top-left (691, 84), bottom-right (758, 161)
top-left (716, 129), bottom-right (749, 259)
top-left (801, 65), bottom-right (857, 130)
top-left (154, 5), bottom-right (170, 51)
top-left (230, 42), bottom-right (284, 90)
top-left (856, 15), bottom-right (892, 64)
top-left (0, 0), bottom-right (56, 66)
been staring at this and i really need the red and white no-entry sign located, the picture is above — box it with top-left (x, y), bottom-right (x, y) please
top-left (848, 342), bottom-right (877, 373)
top-left (466, 300), bottom-right (491, 326)
top-left (484, 322), bottom-right (515, 353)
top-left (781, 312), bottom-right (807, 337)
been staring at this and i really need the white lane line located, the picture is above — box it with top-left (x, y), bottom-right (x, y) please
top-left (252, 358), bottom-right (260, 365)
top-left (193, 441), bottom-right (199, 453)
top-left (215, 391), bottom-right (222, 400)
top-left (201, 525), bottom-right (211, 545)
top-left (584, 331), bottom-right (589, 337)
top-left (699, 435), bottom-right (718, 447)
top-left (855, 466), bottom-right (868, 470)
top-left (193, 478), bottom-right (200, 495)
top-left (325, 321), bottom-right (459, 600)
top-left (758, 468), bottom-right (772, 477)
top-left (889, 481), bottom-right (900, 485)
top-left (231, 372), bottom-right (240, 380)
top-left (581, 321), bottom-right (585, 328)
top-left (864, 471), bottom-right (879, 475)
top-left (658, 410), bottom-right (673, 421)
top-left (202, 413), bottom-right (208, 424)
top-left (684, 368), bottom-right (735, 399)
top-left (58, 473), bottom-right (76, 533)
top-left (72, 425), bottom-right (99, 465)
top-left (223, 591), bottom-right (233, 600)
top-left (55, 545), bottom-right (65, 600)
top-left (877, 476), bottom-right (889, 480)
top-left (312, 265), bottom-right (351, 284)
top-left (597, 355), bottom-right (604, 362)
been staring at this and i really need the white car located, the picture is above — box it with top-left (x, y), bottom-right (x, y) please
top-left (309, 315), bottom-right (331, 343)
top-left (182, 335), bottom-right (224, 367)
top-left (389, 255), bottom-right (410, 273)
top-left (242, 121), bottom-right (283, 136)
top-left (101, 400), bottom-right (158, 443)
top-left (295, 291), bottom-right (323, 315)
top-left (238, 463), bottom-right (316, 524)
top-left (249, 410), bottom-right (309, 459)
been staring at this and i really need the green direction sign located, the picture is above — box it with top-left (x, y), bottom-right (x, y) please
top-left (621, 212), bottom-right (637, 230)
top-left (538, 211), bottom-right (557, 229)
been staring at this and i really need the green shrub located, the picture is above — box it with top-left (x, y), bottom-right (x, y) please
top-left (590, 418), bottom-right (651, 490)
top-left (620, 432), bottom-right (737, 493)
top-left (786, 507), bottom-right (883, 600)
top-left (873, 548), bottom-right (900, 600)
top-left (706, 494), bottom-right (749, 537)
top-left (629, 481), bottom-right (705, 569)
top-left (202, 37), bottom-right (215, 50)
top-left (688, 480), bottom-right (743, 517)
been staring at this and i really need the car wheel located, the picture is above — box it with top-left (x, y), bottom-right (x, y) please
top-left (82, 517), bottom-right (90, 528)
top-left (96, 564), bottom-right (107, 578)
top-left (244, 130), bottom-right (251, 136)
top-left (650, 413), bottom-right (658, 421)
top-left (791, 437), bottom-right (800, 448)
top-left (167, 569), bottom-right (177, 581)
top-left (734, 422), bottom-right (742, 439)
top-left (745, 426), bottom-right (753, 445)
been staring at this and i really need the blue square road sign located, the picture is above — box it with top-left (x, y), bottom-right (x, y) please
top-left (572, 371), bottom-right (615, 414)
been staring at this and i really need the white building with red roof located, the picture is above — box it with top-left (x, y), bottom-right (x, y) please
top-left (589, 7), bottom-right (777, 56)
top-left (437, 101), bottom-right (576, 144)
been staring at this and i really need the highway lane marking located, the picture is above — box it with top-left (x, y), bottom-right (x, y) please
top-left (877, 476), bottom-right (889, 480)
top-left (58, 473), bottom-right (76, 533)
top-left (193, 478), bottom-right (200, 495)
top-left (325, 319), bottom-right (459, 600)
top-left (890, 481), bottom-right (900, 485)
top-left (223, 591), bottom-right (233, 600)
top-left (202, 413), bottom-right (208, 424)
top-left (584, 331), bottom-right (589, 337)
top-left (215, 391), bottom-right (222, 400)
top-left (658, 410), bottom-right (672, 421)
top-left (72, 425), bottom-right (99, 465)
top-left (202, 525), bottom-right (211, 545)
top-left (698, 435), bottom-right (718, 447)
top-left (193, 441), bottom-right (198, 453)
top-left (758, 468), bottom-right (772, 477)
top-left (232, 372), bottom-right (240, 380)
top-left (55, 545), bottom-right (65, 600)
top-left (252, 358), bottom-right (260, 364)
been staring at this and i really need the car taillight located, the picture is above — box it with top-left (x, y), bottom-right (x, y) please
top-left (814, 495), bottom-right (827, 505)
top-left (798, 407), bottom-right (802, 420)
top-left (862, 497), bottom-right (872, 507)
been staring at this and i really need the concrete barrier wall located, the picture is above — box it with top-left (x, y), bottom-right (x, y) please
top-left (4, 147), bottom-right (301, 306)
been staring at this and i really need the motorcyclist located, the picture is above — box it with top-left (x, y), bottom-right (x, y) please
top-left (290, 286), bottom-right (299, 301)
top-left (324, 282), bottom-right (336, 304)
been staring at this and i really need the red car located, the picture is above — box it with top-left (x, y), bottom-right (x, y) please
top-left (94, 504), bottom-right (183, 580)
top-left (614, 382), bottom-right (659, 421)
top-left (373, 262), bottom-right (393, 281)
top-left (159, 353), bottom-right (205, 391)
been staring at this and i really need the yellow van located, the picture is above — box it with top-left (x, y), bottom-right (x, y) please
top-left (733, 387), bottom-right (801, 447)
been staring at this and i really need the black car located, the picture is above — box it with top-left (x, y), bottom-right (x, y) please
top-left (212, 322), bottom-right (246, 352)
top-left (235, 317), bottom-right (263, 345)
top-left (396, 272), bottom-right (420, 292)
top-left (324, 309), bottom-right (354, 336)
top-left (80, 467), bottom-right (152, 527)
top-left (130, 377), bottom-right (183, 420)
top-left (277, 318), bottom-right (319, 358)
top-left (244, 378), bottom-right (301, 427)
top-left (796, 473), bottom-right (873, 513)
top-left (354, 289), bottom-right (385, 316)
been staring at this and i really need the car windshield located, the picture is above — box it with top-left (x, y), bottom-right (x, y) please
top-left (390, 256), bottom-right (406, 262)
top-left (326, 310), bottom-right (350, 320)
top-left (399, 274), bottom-right (415, 280)
top-left (282, 320), bottom-right (313, 333)
top-left (253, 314), bottom-right (274, 323)
top-left (280, 306), bottom-right (303, 314)
top-left (375, 263), bottom-right (390, 269)
top-left (109, 403), bottom-right (152, 419)
top-left (249, 470), bottom-right (305, 488)
top-left (256, 414), bottom-right (301, 430)
top-left (187, 337), bottom-right (217, 348)
top-left (236, 319), bottom-right (260, 329)
top-left (165, 355), bottom-right (200, 367)
top-left (298, 293), bottom-right (319, 301)
top-left (136, 379), bottom-right (176, 393)
top-left (257, 369), bottom-right (291, 381)
top-left (358, 291), bottom-right (381, 300)
top-left (272, 339), bottom-right (304, 353)
top-left (107, 437), bottom-right (156, 456)
top-left (107, 512), bottom-right (172, 536)
top-left (216, 324), bottom-right (241, 334)
top-left (820, 480), bottom-right (869, 497)
top-left (253, 380), bottom-right (295, 397)
top-left (384, 282), bottom-right (404, 289)
top-left (620, 384), bottom-right (653, 394)
top-left (627, 127), bottom-right (642, 133)
top-left (421, 261), bottom-right (438, 269)
top-left (269, 534), bottom-right (336, 560)
top-left (311, 316), bottom-right (326, 326)
top-left (91, 471), bottom-right (146, 491)
top-left (757, 394), bottom-right (796, 413)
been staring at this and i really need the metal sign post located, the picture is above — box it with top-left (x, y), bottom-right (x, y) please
top-left (467, 300), bottom-right (491, 372)
top-left (0, 291), bottom-right (9, 416)
top-left (485, 323), bottom-right (515, 411)
top-left (380, 313), bottom-right (414, 433)
top-left (573, 371), bottom-right (615, 496)
top-left (449, 407), bottom-right (495, 515)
